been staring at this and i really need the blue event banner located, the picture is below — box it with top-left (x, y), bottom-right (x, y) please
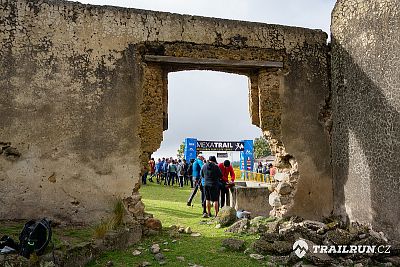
top-left (240, 140), bottom-right (254, 171)
top-left (184, 138), bottom-right (197, 161)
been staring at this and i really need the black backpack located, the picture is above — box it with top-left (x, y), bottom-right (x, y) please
top-left (19, 218), bottom-right (52, 258)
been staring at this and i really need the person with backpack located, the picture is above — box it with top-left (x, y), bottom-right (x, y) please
top-left (167, 159), bottom-right (178, 186)
top-left (177, 159), bottom-right (185, 187)
top-left (201, 156), bottom-right (223, 217)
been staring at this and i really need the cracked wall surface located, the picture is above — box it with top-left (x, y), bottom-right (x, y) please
top-left (0, 0), bottom-right (332, 223)
top-left (331, 0), bottom-right (400, 241)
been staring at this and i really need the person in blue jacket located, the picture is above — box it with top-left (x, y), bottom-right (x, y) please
top-left (192, 154), bottom-right (203, 185)
top-left (191, 154), bottom-right (208, 216)
top-left (156, 158), bottom-right (164, 184)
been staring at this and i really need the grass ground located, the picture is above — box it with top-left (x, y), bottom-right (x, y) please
top-left (87, 182), bottom-right (268, 267)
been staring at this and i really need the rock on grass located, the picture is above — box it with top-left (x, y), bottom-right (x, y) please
top-left (132, 250), bottom-right (141, 256)
top-left (249, 254), bottom-right (265, 260)
top-left (215, 206), bottom-right (236, 226)
top-left (150, 244), bottom-right (160, 254)
top-left (154, 253), bottom-right (165, 261)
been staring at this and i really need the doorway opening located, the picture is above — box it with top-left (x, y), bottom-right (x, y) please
top-left (152, 70), bottom-right (261, 164)
top-left (130, 41), bottom-right (301, 225)
top-left (144, 70), bottom-right (267, 227)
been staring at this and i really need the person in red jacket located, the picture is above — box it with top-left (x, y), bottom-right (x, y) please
top-left (218, 160), bottom-right (235, 208)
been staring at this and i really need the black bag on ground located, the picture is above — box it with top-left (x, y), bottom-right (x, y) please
top-left (19, 218), bottom-right (52, 258)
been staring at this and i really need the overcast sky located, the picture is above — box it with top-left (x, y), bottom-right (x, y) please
top-left (78, 0), bottom-right (336, 160)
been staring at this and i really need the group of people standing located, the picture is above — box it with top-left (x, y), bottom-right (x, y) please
top-left (256, 161), bottom-right (277, 181)
top-left (190, 154), bottom-right (235, 218)
top-left (143, 157), bottom-right (193, 187)
top-left (143, 154), bottom-right (236, 218)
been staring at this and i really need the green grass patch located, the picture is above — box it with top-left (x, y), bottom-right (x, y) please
top-left (87, 183), bottom-right (270, 267)
top-left (60, 227), bottom-right (94, 242)
top-left (0, 221), bottom-right (25, 239)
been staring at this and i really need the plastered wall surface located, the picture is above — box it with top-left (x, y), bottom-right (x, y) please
top-left (331, 0), bottom-right (400, 240)
top-left (0, 0), bottom-right (332, 223)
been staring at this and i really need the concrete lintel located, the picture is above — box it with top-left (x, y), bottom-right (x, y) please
top-left (144, 55), bottom-right (284, 69)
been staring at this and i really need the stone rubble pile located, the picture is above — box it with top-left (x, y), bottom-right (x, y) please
top-left (225, 216), bottom-right (400, 266)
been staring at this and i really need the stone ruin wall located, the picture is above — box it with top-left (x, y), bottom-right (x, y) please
top-left (0, 0), bottom-right (332, 226)
top-left (331, 0), bottom-right (400, 241)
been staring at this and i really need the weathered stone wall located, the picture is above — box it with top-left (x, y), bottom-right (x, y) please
top-left (331, 0), bottom-right (400, 240)
top-left (0, 0), bottom-right (332, 223)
